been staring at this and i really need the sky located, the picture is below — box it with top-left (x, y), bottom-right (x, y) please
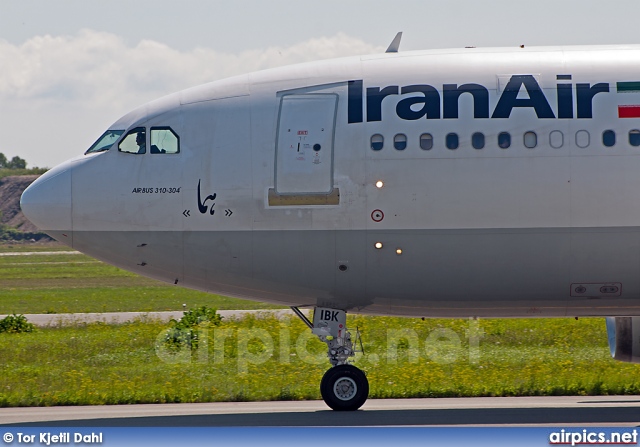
top-left (2, 0), bottom-right (640, 168)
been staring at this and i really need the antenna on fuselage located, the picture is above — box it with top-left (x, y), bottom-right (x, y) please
top-left (385, 32), bottom-right (403, 53)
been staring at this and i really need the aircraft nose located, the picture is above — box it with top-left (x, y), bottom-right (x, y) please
top-left (20, 165), bottom-right (72, 235)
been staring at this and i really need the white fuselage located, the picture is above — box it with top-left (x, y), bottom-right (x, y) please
top-left (21, 45), bottom-right (640, 317)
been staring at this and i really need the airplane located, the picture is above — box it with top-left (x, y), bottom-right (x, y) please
top-left (20, 32), bottom-right (640, 411)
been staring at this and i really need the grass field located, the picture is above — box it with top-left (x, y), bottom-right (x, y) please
top-left (0, 168), bottom-right (47, 180)
top-left (1, 315), bottom-right (638, 407)
top-left (0, 245), bottom-right (281, 313)
top-left (1, 244), bottom-right (639, 407)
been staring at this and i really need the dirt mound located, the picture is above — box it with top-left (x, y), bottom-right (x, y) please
top-left (0, 175), bottom-right (40, 232)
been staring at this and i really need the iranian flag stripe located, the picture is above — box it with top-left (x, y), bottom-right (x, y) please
top-left (618, 105), bottom-right (640, 118)
top-left (617, 81), bottom-right (640, 92)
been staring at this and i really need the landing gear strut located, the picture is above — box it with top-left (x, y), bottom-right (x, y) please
top-left (292, 306), bottom-right (369, 411)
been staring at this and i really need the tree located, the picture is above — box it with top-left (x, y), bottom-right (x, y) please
top-left (7, 156), bottom-right (26, 169)
top-left (0, 153), bottom-right (7, 169)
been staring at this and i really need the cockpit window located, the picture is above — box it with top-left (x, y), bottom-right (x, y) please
top-left (118, 127), bottom-right (146, 154)
top-left (85, 130), bottom-right (124, 154)
top-left (150, 127), bottom-right (180, 154)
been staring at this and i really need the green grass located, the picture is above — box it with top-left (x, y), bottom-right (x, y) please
top-left (354, 316), bottom-right (636, 398)
top-left (0, 248), bottom-right (282, 313)
top-left (0, 244), bottom-right (71, 253)
top-left (0, 315), bottom-right (637, 407)
top-left (0, 168), bottom-right (47, 180)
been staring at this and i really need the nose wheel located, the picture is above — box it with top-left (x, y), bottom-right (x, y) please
top-left (320, 364), bottom-right (369, 411)
top-left (291, 306), bottom-right (369, 411)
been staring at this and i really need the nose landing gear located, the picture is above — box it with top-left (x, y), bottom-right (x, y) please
top-left (292, 306), bottom-right (369, 411)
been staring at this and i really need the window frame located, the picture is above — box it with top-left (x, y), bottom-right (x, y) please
top-left (419, 133), bottom-right (433, 150)
top-left (523, 131), bottom-right (538, 149)
top-left (602, 129), bottom-right (616, 148)
top-left (575, 130), bottom-right (590, 148)
top-left (446, 132), bottom-right (459, 150)
top-left (498, 132), bottom-right (511, 149)
top-left (150, 126), bottom-right (180, 154)
top-left (393, 133), bottom-right (407, 151)
top-left (85, 130), bottom-right (124, 155)
top-left (629, 129), bottom-right (640, 147)
top-left (471, 132), bottom-right (485, 150)
top-left (549, 130), bottom-right (564, 149)
top-left (118, 127), bottom-right (147, 155)
top-left (370, 134), bottom-right (384, 151)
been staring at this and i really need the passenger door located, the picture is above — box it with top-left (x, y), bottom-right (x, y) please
top-left (275, 94), bottom-right (338, 195)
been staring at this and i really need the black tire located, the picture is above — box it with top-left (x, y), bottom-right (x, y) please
top-left (320, 365), bottom-right (369, 411)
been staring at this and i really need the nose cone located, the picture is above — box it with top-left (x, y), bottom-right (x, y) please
top-left (20, 165), bottom-right (72, 234)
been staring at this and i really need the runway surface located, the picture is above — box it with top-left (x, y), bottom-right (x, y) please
top-left (0, 309), bottom-right (305, 326)
top-left (1, 396), bottom-right (639, 426)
